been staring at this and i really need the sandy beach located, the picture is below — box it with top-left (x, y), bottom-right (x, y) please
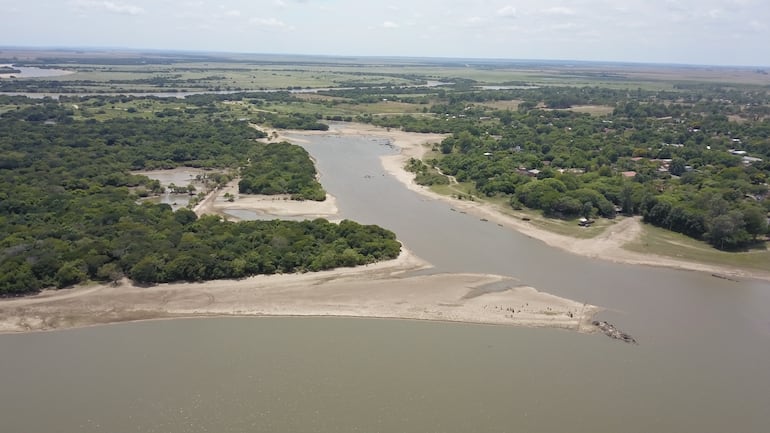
top-left (0, 247), bottom-right (599, 334)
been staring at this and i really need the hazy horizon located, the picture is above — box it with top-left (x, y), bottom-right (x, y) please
top-left (2, 0), bottom-right (769, 67)
top-left (4, 45), bottom-right (768, 69)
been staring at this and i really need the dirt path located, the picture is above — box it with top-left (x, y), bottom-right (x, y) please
top-left (192, 183), bottom-right (221, 217)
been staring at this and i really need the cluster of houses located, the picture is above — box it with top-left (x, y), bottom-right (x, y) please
top-left (512, 164), bottom-right (585, 178)
top-left (729, 149), bottom-right (763, 165)
top-left (627, 157), bottom-right (692, 175)
top-left (482, 139), bottom-right (763, 181)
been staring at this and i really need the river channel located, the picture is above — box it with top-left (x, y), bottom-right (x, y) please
top-left (0, 64), bottom-right (73, 79)
top-left (1, 131), bottom-right (769, 433)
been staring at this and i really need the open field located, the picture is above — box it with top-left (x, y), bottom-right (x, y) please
top-left (478, 100), bottom-right (524, 110)
top-left (625, 224), bottom-right (770, 273)
top-left (554, 105), bottom-right (616, 116)
top-left (430, 183), bottom-right (615, 239)
top-left (4, 49), bottom-right (770, 94)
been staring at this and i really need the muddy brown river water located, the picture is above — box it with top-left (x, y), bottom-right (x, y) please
top-left (1, 131), bottom-right (769, 433)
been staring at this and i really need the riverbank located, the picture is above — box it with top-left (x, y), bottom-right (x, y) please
top-left (0, 246), bottom-right (599, 334)
top-left (0, 64), bottom-right (75, 79)
top-left (279, 122), bottom-right (770, 282)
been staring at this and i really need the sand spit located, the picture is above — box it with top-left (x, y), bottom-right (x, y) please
top-left (0, 248), bottom-right (599, 334)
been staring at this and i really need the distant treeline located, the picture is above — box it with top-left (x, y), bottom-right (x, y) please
top-left (253, 111), bottom-right (329, 131)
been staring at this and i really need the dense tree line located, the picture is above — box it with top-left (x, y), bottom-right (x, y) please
top-left (404, 158), bottom-right (450, 186)
top-left (0, 102), bottom-right (399, 295)
top-left (406, 94), bottom-right (770, 250)
top-left (253, 111), bottom-right (329, 130)
top-left (239, 142), bottom-right (326, 200)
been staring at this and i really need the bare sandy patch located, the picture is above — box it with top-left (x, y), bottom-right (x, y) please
top-left (562, 105), bottom-right (615, 115)
top-left (0, 247), bottom-right (599, 334)
top-left (134, 167), bottom-right (208, 186)
top-left (479, 100), bottom-right (524, 110)
top-left (194, 178), bottom-right (339, 221)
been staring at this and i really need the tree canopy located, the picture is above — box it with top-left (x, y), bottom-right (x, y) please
top-left (239, 142), bottom-right (326, 201)
top-left (0, 100), bottom-right (399, 295)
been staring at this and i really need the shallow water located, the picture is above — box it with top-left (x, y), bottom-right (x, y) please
top-left (136, 168), bottom-right (206, 211)
top-left (0, 64), bottom-right (73, 78)
top-left (1, 131), bottom-right (769, 433)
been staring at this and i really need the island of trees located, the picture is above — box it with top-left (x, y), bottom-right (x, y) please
top-left (0, 66), bottom-right (21, 75)
top-left (239, 142), bottom-right (326, 201)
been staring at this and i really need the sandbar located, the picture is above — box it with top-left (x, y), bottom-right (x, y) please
top-left (0, 248), bottom-right (599, 334)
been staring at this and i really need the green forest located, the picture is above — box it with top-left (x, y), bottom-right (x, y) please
top-left (372, 86), bottom-right (770, 250)
top-left (239, 142), bottom-right (326, 201)
top-left (0, 100), bottom-right (399, 296)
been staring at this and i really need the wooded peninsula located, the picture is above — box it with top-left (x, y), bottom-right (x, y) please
top-left (0, 96), bottom-right (399, 295)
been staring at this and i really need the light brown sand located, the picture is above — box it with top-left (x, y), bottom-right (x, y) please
top-left (194, 178), bottom-right (339, 221)
top-left (0, 248), bottom-right (598, 334)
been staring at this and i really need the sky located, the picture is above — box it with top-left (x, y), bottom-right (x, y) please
top-left (2, 0), bottom-right (769, 66)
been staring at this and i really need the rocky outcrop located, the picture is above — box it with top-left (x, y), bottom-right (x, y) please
top-left (593, 320), bottom-right (637, 344)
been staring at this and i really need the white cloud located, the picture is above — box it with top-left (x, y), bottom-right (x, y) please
top-left (496, 6), bottom-right (517, 18)
top-left (463, 16), bottom-right (485, 27)
top-left (223, 10), bottom-right (241, 17)
top-left (748, 20), bottom-right (767, 30)
top-left (707, 9), bottom-right (723, 19)
top-left (542, 7), bottom-right (576, 16)
top-left (382, 21), bottom-right (400, 29)
top-left (72, 0), bottom-right (145, 15)
top-left (551, 22), bottom-right (579, 31)
top-left (250, 17), bottom-right (294, 30)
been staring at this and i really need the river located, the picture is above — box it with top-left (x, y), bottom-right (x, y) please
top-left (0, 80), bottom-right (451, 99)
top-left (0, 64), bottom-right (73, 79)
top-left (1, 131), bottom-right (769, 433)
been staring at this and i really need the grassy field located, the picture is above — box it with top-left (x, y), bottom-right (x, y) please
top-left (424, 165), bottom-right (769, 263)
top-left (478, 100), bottom-right (523, 110)
top-left (428, 180), bottom-right (611, 239)
top-left (625, 223), bottom-right (770, 272)
top-left (4, 47), bottom-right (770, 95)
top-left (554, 105), bottom-right (616, 116)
